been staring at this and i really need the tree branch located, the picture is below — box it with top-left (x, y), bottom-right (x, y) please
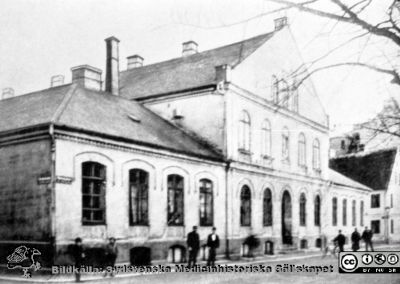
top-left (294, 62), bottom-right (400, 88)
top-left (267, 0), bottom-right (400, 46)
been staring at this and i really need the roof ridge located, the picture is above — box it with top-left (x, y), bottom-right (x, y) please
top-left (50, 84), bottom-right (78, 123)
top-left (120, 31), bottom-right (275, 73)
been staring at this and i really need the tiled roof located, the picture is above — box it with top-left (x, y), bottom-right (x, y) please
top-left (0, 84), bottom-right (223, 161)
top-left (120, 32), bottom-right (275, 99)
top-left (328, 169), bottom-right (371, 191)
top-left (329, 148), bottom-right (397, 191)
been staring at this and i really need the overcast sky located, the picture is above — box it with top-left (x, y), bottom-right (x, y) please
top-left (0, 0), bottom-right (398, 134)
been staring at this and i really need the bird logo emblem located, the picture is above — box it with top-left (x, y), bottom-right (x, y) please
top-left (7, 246), bottom-right (41, 278)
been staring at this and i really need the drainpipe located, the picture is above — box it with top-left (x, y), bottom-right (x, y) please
top-left (49, 124), bottom-right (57, 264)
top-left (224, 160), bottom-right (231, 259)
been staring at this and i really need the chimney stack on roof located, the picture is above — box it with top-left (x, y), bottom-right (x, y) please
top-left (182, 40), bottom-right (198, 57)
top-left (1, 87), bottom-right (14, 100)
top-left (274, 17), bottom-right (288, 31)
top-left (50, 75), bottom-right (65, 87)
top-left (127, 55), bottom-right (144, 69)
top-left (105, 36), bottom-right (120, 95)
top-left (71, 65), bottom-right (102, 91)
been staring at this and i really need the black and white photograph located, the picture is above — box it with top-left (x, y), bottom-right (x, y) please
top-left (0, 0), bottom-right (399, 283)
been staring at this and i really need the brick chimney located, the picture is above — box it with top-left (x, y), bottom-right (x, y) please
top-left (182, 40), bottom-right (198, 57)
top-left (1, 87), bottom-right (14, 100)
top-left (50, 75), bottom-right (65, 87)
top-left (127, 54), bottom-right (144, 69)
top-left (71, 65), bottom-right (102, 91)
top-left (105, 36), bottom-right (120, 95)
top-left (274, 17), bottom-right (288, 31)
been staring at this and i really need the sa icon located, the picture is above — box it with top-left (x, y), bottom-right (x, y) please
top-left (341, 254), bottom-right (358, 271)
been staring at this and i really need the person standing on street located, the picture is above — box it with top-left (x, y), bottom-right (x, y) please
top-left (351, 228), bottom-right (361, 252)
top-left (333, 230), bottom-right (346, 252)
top-left (104, 237), bottom-right (118, 277)
top-left (72, 237), bottom-right (85, 283)
top-left (206, 227), bottom-right (219, 266)
top-left (361, 226), bottom-right (374, 251)
top-left (187, 226), bottom-right (200, 268)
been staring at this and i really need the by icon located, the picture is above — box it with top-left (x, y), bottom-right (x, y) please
top-left (362, 254), bottom-right (373, 265)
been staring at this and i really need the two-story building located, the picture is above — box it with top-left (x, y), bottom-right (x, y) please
top-left (330, 147), bottom-right (400, 243)
top-left (0, 18), bottom-right (372, 266)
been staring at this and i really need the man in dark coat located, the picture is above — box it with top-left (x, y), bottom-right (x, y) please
top-left (104, 237), bottom-right (118, 277)
top-left (72, 237), bottom-right (85, 282)
top-left (187, 226), bottom-right (200, 268)
top-left (206, 227), bottom-right (219, 266)
top-left (351, 228), bottom-right (361, 251)
top-left (333, 230), bottom-right (346, 252)
top-left (361, 226), bottom-right (374, 251)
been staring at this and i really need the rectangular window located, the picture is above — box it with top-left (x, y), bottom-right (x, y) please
top-left (199, 179), bottom-right (213, 226)
top-left (352, 200), bottom-right (356, 227)
top-left (391, 219), bottom-right (394, 234)
top-left (360, 201), bottom-right (364, 226)
top-left (371, 220), bottom-right (380, 234)
top-left (332, 198), bottom-right (337, 226)
top-left (391, 194), bottom-right (393, 208)
top-left (167, 175), bottom-right (184, 225)
top-left (371, 194), bottom-right (380, 208)
top-left (342, 199), bottom-right (347, 226)
top-left (129, 169), bottom-right (149, 226)
top-left (82, 162), bottom-right (106, 225)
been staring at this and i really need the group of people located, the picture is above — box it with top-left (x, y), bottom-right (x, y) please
top-left (71, 237), bottom-right (118, 282)
top-left (187, 226), bottom-right (220, 268)
top-left (333, 226), bottom-right (374, 253)
top-left (70, 227), bottom-right (219, 282)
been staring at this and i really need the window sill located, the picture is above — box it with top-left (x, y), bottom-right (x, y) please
top-left (238, 148), bottom-right (251, 155)
top-left (313, 168), bottom-right (322, 174)
top-left (262, 155), bottom-right (274, 161)
top-left (299, 164), bottom-right (308, 172)
top-left (167, 224), bottom-right (185, 227)
top-left (82, 222), bottom-right (106, 226)
top-left (129, 224), bottom-right (149, 227)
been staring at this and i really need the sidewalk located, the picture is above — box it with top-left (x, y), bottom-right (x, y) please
top-left (1, 244), bottom-right (398, 283)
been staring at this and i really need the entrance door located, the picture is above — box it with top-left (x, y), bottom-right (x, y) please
top-left (281, 190), bottom-right (292, 245)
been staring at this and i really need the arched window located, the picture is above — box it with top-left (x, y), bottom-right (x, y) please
top-left (129, 169), bottom-right (149, 226)
top-left (239, 111), bottom-right (251, 151)
top-left (360, 201), bottom-right (364, 226)
top-left (298, 133), bottom-right (306, 166)
top-left (352, 200), bottom-right (356, 226)
top-left (313, 139), bottom-right (321, 170)
top-left (299, 193), bottom-right (306, 226)
top-left (199, 179), bottom-right (213, 226)
top-left (272, 75), bottom-right (279, 103)
top-left (342, 199), bottom-right (347, 226)
top-left (314, 195), bottom-right (321, 226)
top-left (240, 186), bottom-right (251, 226)
top-left (332, 197), bottom-right (337, 226)
top-left (281, 79), bottom-right (289, 108)
top-left (82, 162), bottom-right (106, 225)
top-left (261, 120), bottom-right (272, 157)
top-left (282, 127), bottom-right (290, 162)
top-left (167, 175), bottom-right (184, 225)
top-left (263, 188), bottom-right (273, 226)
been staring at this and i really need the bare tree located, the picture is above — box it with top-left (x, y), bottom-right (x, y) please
top-left (267, 0), bottom-right (400, 86)
top-left (265, 0), bottom-right (400, 142)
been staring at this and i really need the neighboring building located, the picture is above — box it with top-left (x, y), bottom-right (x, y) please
top-left (0, 18), bottom-right (372, 266)
top-left (330, 148), bottom-right (400, 242)
top-left (330, 97), bottom-right (400, 158)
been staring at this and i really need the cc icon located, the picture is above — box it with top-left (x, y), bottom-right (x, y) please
top-left (341, 254), bottom-right (358, 271)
